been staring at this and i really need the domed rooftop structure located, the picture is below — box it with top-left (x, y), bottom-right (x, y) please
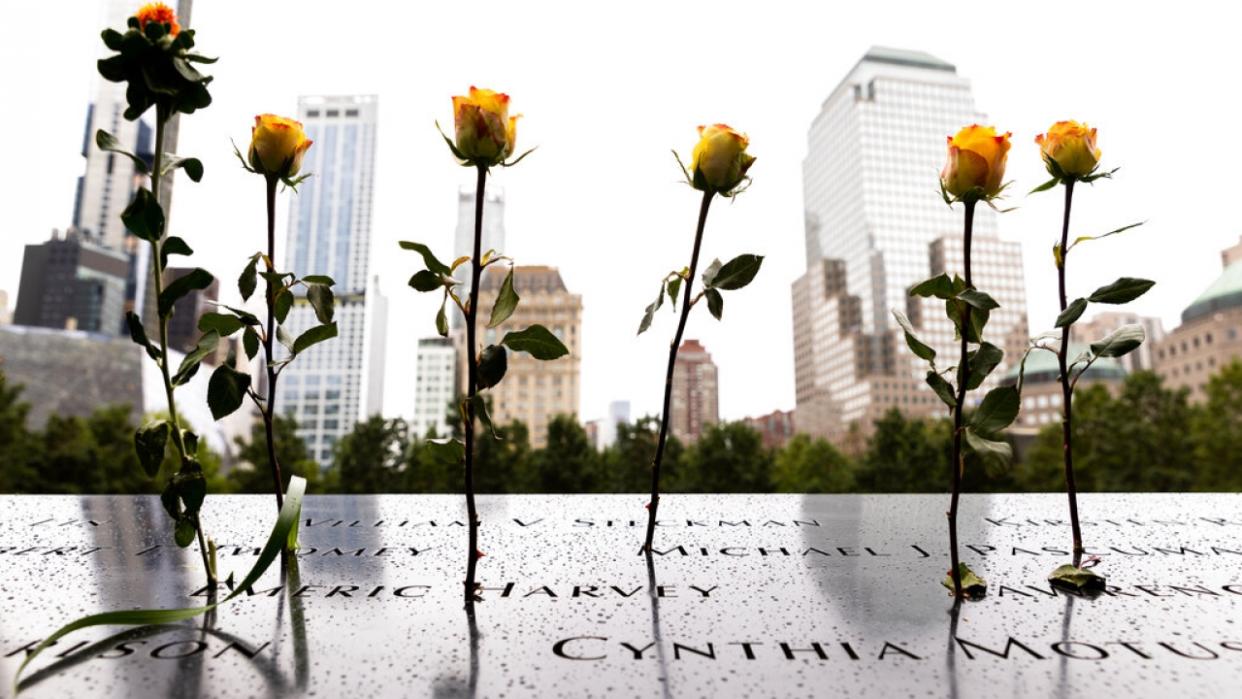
top-left (1000, 342), bottom-right (1127, 386)
top-left (1182, 261), bottom-right (1242, 324)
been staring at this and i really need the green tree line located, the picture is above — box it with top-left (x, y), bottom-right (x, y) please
top-left (3, 366), bottom-right (1241, 494)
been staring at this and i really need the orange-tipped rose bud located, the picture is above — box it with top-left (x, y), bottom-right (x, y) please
top-left (689, 124), bottom-right (756, 195)
top-left (1036, 121), bottom-right (1101, 179)
top-left (452, 87), bottom-right (519, 166)
top-left (248, 114), bottom-right (313, 180)
top-left (135, 2), bottom-right (180, 36)
top-left (941, 124), bottom-right (1011, 201)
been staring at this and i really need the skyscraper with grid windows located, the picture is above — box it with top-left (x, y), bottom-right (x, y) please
top-left (274, 95), bottom-right (387, 465)
top-left (791, 47), bottom-right (1028, 441)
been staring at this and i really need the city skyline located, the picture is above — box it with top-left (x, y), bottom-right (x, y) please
top-left (5, 1), bottom-right (1241, 426)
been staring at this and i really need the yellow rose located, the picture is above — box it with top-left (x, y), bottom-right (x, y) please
top-left (452, 87), bottom-right (519, 166)
top-left (248, 114), bottom-right (313, 179)
top-left (940, 124), bottom-right (1011, 200)
top-left (135, 2), bottom-right (180, 36)
top-left (689, 124), bottom-right (756, 195)
top-left (1036, 121), bottom-right (1101, 179)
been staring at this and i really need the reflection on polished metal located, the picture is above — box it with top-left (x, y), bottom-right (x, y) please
top-left (2, 493), bottom-right (1241, 697)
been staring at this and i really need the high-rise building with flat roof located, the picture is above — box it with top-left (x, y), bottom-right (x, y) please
top-left (464, 265), bottom-right (581, 447)
top-left (413, 336), bottom-right (458, 438)
top-left (1153, 236), bottom-right (1242, 402)
top-left (792, 47), bottom-right (1027, 441)
top-left (274, 95), bottom-right (387, 465)
top-left (13, 229), bottom-right (128, 335)
top-left (671, 339), bottom-right (718, 444)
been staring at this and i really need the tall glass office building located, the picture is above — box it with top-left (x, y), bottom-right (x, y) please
top-left (275, 95), bottom-right (387, 465)
top-left (792, 47), bottom-right (1027, 441)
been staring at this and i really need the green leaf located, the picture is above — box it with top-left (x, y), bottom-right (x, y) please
top-left (162, 156), bottom-right (203, 182)
top-left (197, 312), bottom-right (244, 337)
top-left (398, 241), bottom-right (451, 275)
top-left (1029, 176), bottom-right (1060, 194)
top-left (408, 270), bottom-right (442, 292)
top-left (125, 312), bottom-right (160, 361)
top-left (14, 477), bottom-right (308, 688)
top-left (477, 345), bottom-right (508, 390)
top-left (941, 562), bottom-right (987, 598)
top-left (238, 254), bottom-right (260, 301)
top-left (471, 394), bottom-right (501, 440)
top-left (968, 385), bottom-right (1020, 434)
top-left (1088, 277), bottom-right (1155, 305)
top-left (700, 259), bottom-right (723, 288)
top-left (172, 331), bottom-right (220, 386)
top-left (963, 426), bottom-right (1013, 469)
top-left (207, 364), bottom-right (250, 420)
top-left (666, 276), bottom-right (683, 309)
top-left (957, 289), bottom-right (999, 311)
top-left (134, 421), bottom-right (170, 479)
top-left (965, 342), bottom-right (1004, 391)
top-left (182, 429), bottom-right (199, 455)
top-left (95, 129), bottom-right (149, 174)
top-left (434, 121), bottom-right (471, 163)
top-left (1090, 323), bottom-right (1145, 358)
top-left (926, 371), bottom-right (956, 408)
top-left (220, 304), bottom-right (260, 326)
top-left (892, 310), bottom-right (935, 363)
top-left (1047, 564), bottom-right (1107, 593)
top-left (301, 275), bottom-right (335, 286)
top-left (709, 254), bottom-right (764, 290)
top-left (501, 324), bottom-right (569, 360)
top-left (435, 294), bottom-right (449, 337)
top-left (307, 283), bottom-right (335, 324)
top-left (1069, 221), bottom-right (1145, 250)
top-left (946, 298), bottom-right (989, 344)
top-left (1042, 152), bottom-right (1069, 181)
top-left (1055, 298), bottom-right (1089, 328)
top-left (426, 437), bottom-right (465, 464)
top-left (909, 273), bottom-right (954, 299)
top-left (637, 281), bottom-right (666, 336)
top-left (705, 288), bottom-right (723, 320)
top-left (121, 188), bottom-right (164, 243)
top-left (173, 471), bottom-right (206, 516)
top-left (160, 481), bottom-right (182, 520)
top-left (160, 236), bottom-right (193, 268)
top-left (174, 517), bottom-right (197, 547)
top-left (488, 267), bottom-right (519, 328)
top-left (292, 323), bottom-right (338, 355)
top-left (277, 326), bottom-right (294, 353)
top-left (158, 268), bottom-right (213, 317)
top-left (242, 327), bottom-right (259, 360)
top-left (274, 288), bottom-right (293, 324)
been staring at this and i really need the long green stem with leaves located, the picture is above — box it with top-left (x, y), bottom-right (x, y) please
top-left (262, 174), bottom-right (285, 512)
top-left (463, 164), bottom-right (487, 602)
top-left (644, 190), bottom-right (713, 552)
top-left (148, 106), bottom-right (214, 586)
top-left (1055, 180), bottom-right (1083, 563)
top-left (947, 199), bottom-right (977, 599)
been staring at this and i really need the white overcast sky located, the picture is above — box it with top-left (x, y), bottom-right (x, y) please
top-left (3, 0), bottom-right (1241, 424)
